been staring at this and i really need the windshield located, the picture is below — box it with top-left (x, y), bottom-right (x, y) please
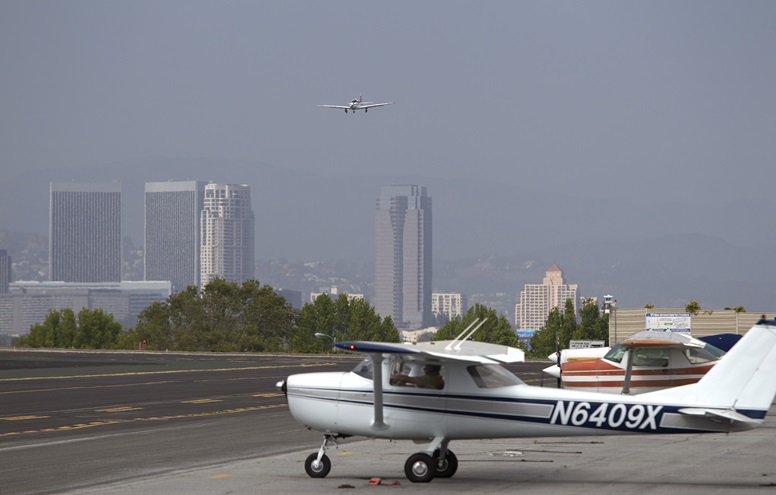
top-left (603, 343), bottom-right (626, 363)
top-left (352, 358), bottom-right (373, 380)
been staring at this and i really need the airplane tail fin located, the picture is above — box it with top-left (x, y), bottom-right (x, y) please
top-left (643, 319), bottom-right (776, 413)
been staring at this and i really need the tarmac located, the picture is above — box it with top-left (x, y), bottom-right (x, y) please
top-left (67, 405), bottom-right (776, 495)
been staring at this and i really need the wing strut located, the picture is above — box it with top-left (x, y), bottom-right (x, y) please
top-left (622, 347), bottom-right (635, 395)
top-left (369, 353), bottom-right (388, 430)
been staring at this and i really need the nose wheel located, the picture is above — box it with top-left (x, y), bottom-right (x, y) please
top-left (305, 452), bottom-right (331, 478)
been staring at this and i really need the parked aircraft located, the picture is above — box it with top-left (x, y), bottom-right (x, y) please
top-left (543, 331), bottom-right (727, 394)
top-left (317, 95), bottom-right (394, 113)
top-left (277, 318), bottom-right (776, 483)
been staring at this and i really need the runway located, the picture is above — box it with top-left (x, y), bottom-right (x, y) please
top-left (2, 350), bottom-right (774, 494)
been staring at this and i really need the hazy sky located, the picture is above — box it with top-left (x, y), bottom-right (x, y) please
top-left (2, 1), bottom-right (775, 208)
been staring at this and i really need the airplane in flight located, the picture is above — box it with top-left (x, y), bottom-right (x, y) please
top-left (543, 331), bottom-right (728, 394)
top-left (277, 317), bottom-right (776, 483)
top-left (317, 95), bottom-right (394, 113)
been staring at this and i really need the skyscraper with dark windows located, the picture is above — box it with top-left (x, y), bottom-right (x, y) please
top-left (200, 183), bottom-right (255, 286)
top-left (144, 181), bottom-right (206, 292)
top-left (49, 182), bottom-right (122, 283)
top-left (0, 249), bottom-right (11, 293)
top-left (374, 185), bottom-right (432, 330)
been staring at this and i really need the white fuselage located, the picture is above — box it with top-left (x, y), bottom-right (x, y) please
top-left (284, 357), bottom-right (761, 442)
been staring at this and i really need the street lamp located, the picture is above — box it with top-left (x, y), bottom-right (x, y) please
top-left (314, 332), bottom-right (336, 352)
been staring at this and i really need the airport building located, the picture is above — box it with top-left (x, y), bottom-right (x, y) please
top-left (200, 183), bottom-right (255, 286)
top-left (145, 181), bottom-right (206, 292)
top-left (49, 181), bottom-right (122, 283)
top-left (0, 281), bottom-right (171, 336)
top-left (515, 263), bottom-right (579, 330)
top-left (374, 185), bottom-right (432, 330)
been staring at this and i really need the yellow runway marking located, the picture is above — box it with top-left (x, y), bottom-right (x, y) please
top-left (253, 392), bottom-right (282, 398)
top-left (336, 451), bottom-right (354, 457)
top-left (96, 406), bottom-right (143, 413)
top-left (0, 415), bottom-right (49, 421)
top-left (209, 474), bottom-right (233, 480)
top-left (0, 403), bottom-right (287, 438)
top-left (182, 399), bottom-right (222, 404)
top-left (0, 362), bottom-right (339, 382)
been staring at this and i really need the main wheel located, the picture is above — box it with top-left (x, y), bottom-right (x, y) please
top-left (305, 453), bottom-right (331, 478)
top-left (404, 453), bottom-right (435, 483)
top-left (433, 449), bottom-right (458, 478)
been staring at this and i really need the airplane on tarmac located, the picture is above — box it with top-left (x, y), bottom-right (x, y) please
top-left (543, 331), bottom-right (728, 394)
top-left (277, 317), bottom-right (776, 483)
top-left (317, 95), bottom-right (394, 113)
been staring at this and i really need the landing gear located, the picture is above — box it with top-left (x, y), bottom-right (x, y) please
top-left (344, 109), bottom-right (348, 113)
top-left (433, 449), bottom-right (458, 478)
top-left (305, 452), bottom-right (331, 478)
top-left (305, 435), bottom-right (335, 478)
top-left (404, 453), bottom-right (435, 483)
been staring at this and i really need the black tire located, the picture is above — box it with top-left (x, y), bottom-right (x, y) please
top-left (433, 449), bottom-right (458, 478)
top-left (404, 453), bottom-right (435, 483)
top-left (304, 453), bottom-right (331, 478)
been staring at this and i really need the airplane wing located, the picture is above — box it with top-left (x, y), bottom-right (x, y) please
top-left (336, 340), bottom-right (524, 364)
top-left (317, 104), bottom-right (350, 109)
top-left (359, 102), bottom-right (394, 109)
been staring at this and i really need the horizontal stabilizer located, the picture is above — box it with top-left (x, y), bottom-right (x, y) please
top-left (678, 407), bottom-right (762, 424)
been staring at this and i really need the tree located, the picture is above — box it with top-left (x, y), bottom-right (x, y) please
top-left (432, 304), bottom-right (520, 347)
top-left (19, 307), bottom-right (123, 349)
top-left (685, 300), bottom-right (702, 315)
top-left (288, 294), bottom-right (397, 353)
top-left (527, 298), bottom-right (579, 358)
top-left (573, 299), bottom-right (609, 344)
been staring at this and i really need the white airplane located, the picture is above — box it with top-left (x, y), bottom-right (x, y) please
top-left (317, 95), bottom-right (394, 113)
top-left (543, 331), bottom-right (727, 394)
top-left (277, 318), bottom-right (776, 483)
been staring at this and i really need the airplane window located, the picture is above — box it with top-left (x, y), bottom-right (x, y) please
top-left (604, 343), bottom-right (626, 363)
top-left (389, 360), bottom-right (445, 389)
top-left (467, 365), bottom-right (524, 389)
top-left (632, 349), bottom-right (668, 367)
top-left (352, 359), bottom-right (373, 380)
top-left (684, 347), bottom-right (722, 365)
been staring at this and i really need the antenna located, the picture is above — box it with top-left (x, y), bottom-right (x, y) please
top-left (455, 319), bottom-right (487, 351)
top-left (445, 319), bottom-right (479, 350)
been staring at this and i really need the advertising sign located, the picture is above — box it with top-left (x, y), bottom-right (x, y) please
top-left (645, 313), bottom-right (691, 333)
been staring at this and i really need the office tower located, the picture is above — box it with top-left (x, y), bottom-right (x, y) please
top-left (375, 185), bottom-right (432, 330)
top-left (49, 182), bottom-right (122, 283)
top-left (0, 249), bottom-right (10, 293)
top-left (144, 181), bottom-right (206, 292)
top-left (200, 183), bottom-right (255, 286)
top-left (515, 263), bottom-right (579, 330)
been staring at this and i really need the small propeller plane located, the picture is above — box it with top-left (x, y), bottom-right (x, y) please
top-left (543, 330), bottom-right (727, 394)
top-left (277, 318), bottom-right (776, 483)
top-left (317, 95), bottom-right (394, 113)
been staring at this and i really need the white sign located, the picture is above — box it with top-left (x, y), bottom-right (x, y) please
top-left (645, 313), bottom-right (691, 333)
top-left (569, 340), bottom-right (606, 349)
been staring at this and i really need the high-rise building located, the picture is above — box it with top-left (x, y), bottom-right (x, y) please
top-left (374, 185), bottom-right (432, 330)
top-left (0, 249), bottom-right (11, 293)
top-left (200, 183), bottom-right (255, 286)
top-left (49, 182), bottom-right (122, 283)
top-left (515, 263), bottom-right (579, 330)
top-left (431, 292), bottom-right (467, 323)
top-left (144, 181), bottom-right (206, 292)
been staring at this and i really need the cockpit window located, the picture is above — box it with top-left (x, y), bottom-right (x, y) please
top-left (684, 346), bottom-right (724, 364)
top-left (604, 343), bottom-right (626, 363)
top-left (352, 358), bottom-right (373, 380)
top-left (467, 364), bottom-right (524, 389)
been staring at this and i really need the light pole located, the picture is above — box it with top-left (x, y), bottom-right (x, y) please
top-left (314, 332), bottom-right (336, 353)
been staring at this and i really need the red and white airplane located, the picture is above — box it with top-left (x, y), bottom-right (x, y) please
top-left (317, 95), bottom-right (394, 113)
top-left (543, 331), bottom-right (726, 394)
top-left (277, 318), bottom-right (776, 483)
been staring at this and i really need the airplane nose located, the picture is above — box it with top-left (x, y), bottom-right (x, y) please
top-left (276, 379), bottom-right (287, 397)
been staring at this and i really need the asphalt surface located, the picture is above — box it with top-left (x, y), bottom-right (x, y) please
top-left (2, 349), bottom-right (775, 494)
